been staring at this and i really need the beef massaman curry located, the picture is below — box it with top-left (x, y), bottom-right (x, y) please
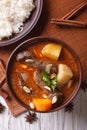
top-left (10, 42), bottom-right (79, 112)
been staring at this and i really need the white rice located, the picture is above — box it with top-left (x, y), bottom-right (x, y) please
top-left (0, 0), bottom-right (35, 40)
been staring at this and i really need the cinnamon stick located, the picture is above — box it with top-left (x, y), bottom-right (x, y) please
top-left (51, 19), bottom-right (87, 28)
top-left (62, 2), bottom-right (87, 20)
top-left (0, 59), bottom-right (6, 85)
top-left (0, 59), bottom-right (10, 99)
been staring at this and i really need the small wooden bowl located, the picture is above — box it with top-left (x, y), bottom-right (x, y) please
top-left (6, 37), bottom-right (82, 113)
top-left (0, 0), bottom-right (43, 47)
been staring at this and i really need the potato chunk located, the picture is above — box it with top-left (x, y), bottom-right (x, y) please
top-left (41, 43), bottom-right (62, 60)
top-left (57, 64), bottom-right (73, 85)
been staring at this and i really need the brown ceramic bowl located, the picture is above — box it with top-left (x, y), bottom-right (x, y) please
top-left (6, 37), bottom-right (82, 113)
top-left (0, 0), bottom-right (43, 47)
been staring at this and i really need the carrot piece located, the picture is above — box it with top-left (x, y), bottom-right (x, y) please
top-left (33, 98), bottom-right (52, 112)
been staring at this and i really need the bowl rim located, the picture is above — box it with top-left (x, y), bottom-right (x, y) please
top-left (0, 0), bottom-right (43, 47)
top-left (6, 36), bottom-right (82, 113)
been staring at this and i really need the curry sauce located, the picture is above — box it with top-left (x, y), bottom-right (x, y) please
top-left (10, 42), bottom-right (79, 111)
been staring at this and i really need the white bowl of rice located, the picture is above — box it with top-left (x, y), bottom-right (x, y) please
top-left (0, 0), bottom-right (43, 46)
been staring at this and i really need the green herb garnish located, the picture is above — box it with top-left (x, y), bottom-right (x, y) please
top-left (41, 71), bottom-right (58, 91)
top-left (51, 77), bottom-right (57, 85)
top-left (41, 71), bottom-right (51, 86)
top-left (51, 77), bottom-right (58, 91)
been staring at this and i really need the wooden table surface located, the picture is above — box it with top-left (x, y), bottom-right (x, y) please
top-left (0, 0), bottom-right (87, 130)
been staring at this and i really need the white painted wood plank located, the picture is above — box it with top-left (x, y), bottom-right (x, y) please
top-left (0, 96), bottom-right (11, 130)
top-left (40, 110), bottom-right (65, 130)
top-left (78, 91), bottom-right (87, 130)
top-left (63, 112), bottom-right (73, 130)
top-left (0, 90), bottom-right (87, 130)
top-left (57, 109), bottom-right (65, 130)
top-left (72, 91), bottom-right (82, 130)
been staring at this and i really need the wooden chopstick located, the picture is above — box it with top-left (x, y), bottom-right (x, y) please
top-left (61, 2), bottom-right (87, 20)
top-left (51, 19), bottom-right (87, 28)
top-left (51, 2), bottom-right (87, 28)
